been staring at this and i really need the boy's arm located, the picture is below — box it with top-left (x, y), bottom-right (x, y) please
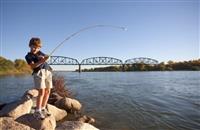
top-left (29, 58), bottom-right (47, 69)
top-left (39, 51), bottom-right (49, 60)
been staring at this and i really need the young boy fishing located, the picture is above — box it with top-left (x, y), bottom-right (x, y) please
top-left (25, 37), bottom-right (52, 120)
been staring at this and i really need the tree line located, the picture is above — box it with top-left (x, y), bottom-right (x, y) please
top-left (0, 56), bottom-right (199, 75)
top-left (0, 56), bottom-right (32, 75)
top-left (80, 59), bottom-right (200, 72)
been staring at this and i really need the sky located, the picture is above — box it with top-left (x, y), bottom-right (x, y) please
top-left (0, 0), bottom-right (199, 70)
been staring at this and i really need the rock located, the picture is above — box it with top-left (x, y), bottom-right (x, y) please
top-left (16, 113), bottom-right (56, 130)
top-left (0, 117), bottom-right (35, 130)
top-left (77, 115), bottom-right (95, 124)
top-left (56, 121), bottom-right (99, 130)
top-left (22, 89), bottom-right (39, 99)
top-left (0, 99), bottom-right (33, 119)
top-left (48, 92), bottom-right (63, 104)
top-left (55, 97), bottom-right (82, 112)
top-left (47, 104), bottom-right (67, 121)
top-left (0, 103), bottom-right (7, 110)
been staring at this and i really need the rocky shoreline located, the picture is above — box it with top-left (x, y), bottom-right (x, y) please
top-left (0, 89), bottom-right (99, 130)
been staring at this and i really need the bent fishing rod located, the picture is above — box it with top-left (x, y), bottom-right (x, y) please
top-left (47, 25), bottom-right (127, 59)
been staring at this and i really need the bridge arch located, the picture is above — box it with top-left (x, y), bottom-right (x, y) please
top-left (48, 56), bottom-right (79, 65)
top-left (124, 57), bottom-right (159, 65)
top-left (81, 57), bottom-right (123, 65)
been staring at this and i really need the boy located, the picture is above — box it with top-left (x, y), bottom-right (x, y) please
top-left (25, 37), bottom-right (52, 120)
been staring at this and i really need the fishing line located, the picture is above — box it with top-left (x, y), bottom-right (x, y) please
top-left (48, 24), bottom-right (127, 58)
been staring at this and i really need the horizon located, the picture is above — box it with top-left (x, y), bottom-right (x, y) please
top-left (1, 55), bottom-right (199, 63)
top-left (1, 55), bottom-right (199, 71)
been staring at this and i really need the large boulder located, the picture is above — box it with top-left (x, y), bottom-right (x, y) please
top-left (22, 89), bottom-right (39, 99)
top-left (55, 97), bottom-right (82, 112)
top-left (47, 104), bottom-right (67, 121)
top-left (56, 121), bottom-right (99, 130)
top-left (77, 115), bottom-right (95, 124)
top-left (48, 92), bottom-right (63, 104)
top-left (16, 113), bottom-right (56, 130)
top-left (0, 117), bottom-right (35, 130)
top-left (0, 99), bottom-right (33, 119)
top-left (0, 102), bottom-right (6, 110)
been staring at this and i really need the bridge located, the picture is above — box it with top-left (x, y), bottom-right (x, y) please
top-left (124, 57), bottom-right (159, 65)
top-left (48, 56), bottom-right (159, 72)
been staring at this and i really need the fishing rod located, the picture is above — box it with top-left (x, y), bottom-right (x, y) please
top-left (47, 24), bottom-right (127, 58)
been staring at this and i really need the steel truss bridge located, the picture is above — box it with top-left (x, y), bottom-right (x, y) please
top-left (48, 56), bottom-right (159, 72)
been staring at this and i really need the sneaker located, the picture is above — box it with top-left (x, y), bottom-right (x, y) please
top-left (42, 108), bottom-right (51, 117)
top-left (33, 111), bottom-right (45, 120)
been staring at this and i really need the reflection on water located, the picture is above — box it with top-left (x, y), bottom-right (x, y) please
top-left (0, 71), bottom-right (200, 130)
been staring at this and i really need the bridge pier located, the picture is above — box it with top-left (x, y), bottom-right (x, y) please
top-left (122, 64), bottom-right (125, 72)
top-left (78, 64), bottom-right (81, 73)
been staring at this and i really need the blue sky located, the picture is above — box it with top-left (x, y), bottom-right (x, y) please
top-left (0, 0), bottom-right (199, 65)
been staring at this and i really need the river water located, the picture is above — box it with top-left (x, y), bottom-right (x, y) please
top-left (0, 71), bottom-right (200, 130)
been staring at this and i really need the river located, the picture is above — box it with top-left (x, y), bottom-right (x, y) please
top-left (0, 71), bottom-right (200, 130)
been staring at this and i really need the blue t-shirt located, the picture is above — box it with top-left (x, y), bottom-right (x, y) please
top-left (25, 51), bottom-right (52, 74)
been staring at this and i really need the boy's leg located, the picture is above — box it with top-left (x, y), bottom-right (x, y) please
top-left (34, 88), bottom-right (46, 120)
top-left (41, 88), bottom-right (51, 108)
top-left (42, 70), bottom-right (52, 108)
top-left (34, 70), bottom-right (45, 110)
top-left (33, 70), bottom-right (46, 119)
top-left (36, 88), bottom-right (45, 111)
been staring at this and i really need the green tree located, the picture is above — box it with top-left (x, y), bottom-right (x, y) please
top-left (0, 56), bottom-right (32, 75)
top-left (0, 56), bottom-right (16, 73)
top-left (14, 59), bottom-right (32, 73)
top-left (158, 62), bottom-right (166, 71)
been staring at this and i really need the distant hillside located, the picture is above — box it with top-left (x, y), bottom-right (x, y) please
top-left (0, 56), bottom-right (32, 75)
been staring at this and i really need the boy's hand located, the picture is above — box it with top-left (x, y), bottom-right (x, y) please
top-left (39, 57), bottom-right (46, 63)
top-left (38, 56), bottom-right (45, 60)
top-left (39, 55), bottom-right (49, 63)
top-left (44, 55), bottom-right (49, 60)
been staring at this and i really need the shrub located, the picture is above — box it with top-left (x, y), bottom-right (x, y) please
top-left (51, 74), bottom-right (72, 98)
